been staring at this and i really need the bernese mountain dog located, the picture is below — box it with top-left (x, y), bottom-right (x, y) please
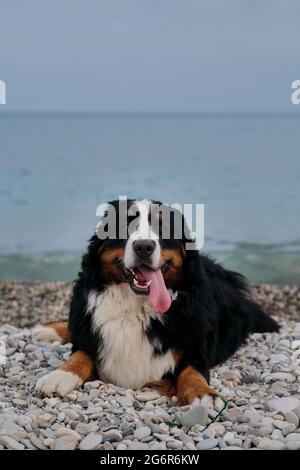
top-left (34, 198), bottom-right (279, 405)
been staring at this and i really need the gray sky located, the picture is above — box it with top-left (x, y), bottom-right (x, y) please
top-left (0, 0), bottom-right (299, 112)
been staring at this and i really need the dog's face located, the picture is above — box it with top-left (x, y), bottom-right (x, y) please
top-left (97, 199), bottom-right (189, 313)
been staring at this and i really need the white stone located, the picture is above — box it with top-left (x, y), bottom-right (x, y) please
top-left (0, 436), bottom-right (25, 450)
top-left (0, 421), bottom-right (27, 440)
top-left (116, 443), bottom-right (127, 450)
top-left (196, 438), bottom-right (218, 450)
top-left (268, 373), bottom-right (295, 383)
top-left (284, 411), bottom-right (299, 426)
top-left (243, 409), bottom-right (260, 426)
top-left (135, 391), bottom-right (160, 402)
top-left (134, 426), bottom-right (152, 440)
top-left (79, 433), bottom-right (103, 450)
top-left (167, 440), bottom-right (183, 449)
top-left (286, 433), bottom-right (300, 441)
top-left (128, 442), bottom-right (150, 450)
top-left (54, 436), bottom-right (78, 450)
top-left (257, 438), bottom-right (285, 450)
top-left (286, 441), bottom-right (300, 450)
top-left (259, 426), bottom-right (273, 436)
top-left (56, 427), bottom-right (81, 441)
top-left (268, 397), bottom-right (300, 413)
top-left (177, 405), bottom-right (209, 427)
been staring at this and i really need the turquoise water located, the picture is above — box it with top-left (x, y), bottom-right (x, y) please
top-left (0, 113), bottom-right (300, 284)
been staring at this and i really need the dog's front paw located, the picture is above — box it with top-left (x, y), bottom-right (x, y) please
top-left (177, 384), bottom-right (219, 406)
top-left (199, 393), bottom-right (226, 411)
top-left (36, 370), bottom-right (82, 397)
top-left (32, 326), bottom-right (62, 343)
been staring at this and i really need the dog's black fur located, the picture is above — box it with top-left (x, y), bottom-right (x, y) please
top-left (68, 199), bottom-right (279, 386)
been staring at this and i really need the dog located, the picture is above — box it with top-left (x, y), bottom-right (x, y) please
top-left (34, 198), bottom-right (279, 404)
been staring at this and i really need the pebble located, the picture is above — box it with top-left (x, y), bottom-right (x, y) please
top-left (184, 441), bottom-right (197, 450)
top-left (271, 429), bottom-right (284, 441)
top-left (30, 435), bottom-right (47, 450)
top-left (226, 408), bottom-right (241, 423)
top-left (257, 438), bottom-right (285, 450)
top-left (284, 411), bottom-right (299, 426)
top-left (243, 439), bottom-right (252, 449)
top-left (134, 426), bottom-right (151, 440)
top-left (202, 426), bottom-right (216, 439)
top-left (12, 398), bottom-right (27, 406)
top-left (0, 436), bottom-right (25, 450)
top-left (54, 436), bottom-right (78, 450)
top-left (101, 430), bottom-right (123, 443)
top-left (243, 409), bottom-right (260, 426)
top-left (286, 441), bottom-right (300, 450)
top-left (135, 391), bottom-right (160, 402)
top-left (196, 438), bottom-right (219, 450)
top-left (241, 374), bottom-right (259, 384)
top-left (1, 308), bottom-right (300, 453)
top-left (235, 399), bottom-right (248, 406)
top-left (267, 373), bottom-right (295, 383)
top-left (79, 434), bottom-right (103, 450)
top-left (222, 445), bottom-right (243, 450)
top-left (285, 433), bottom-right (300, 441)
top-left (44, 438), bottom-right (55, 449)
top-left (222, 371), bottom-right (241, 382)
top-left (75, 422), bottom-right (98, 435)
top-left (128, 442), bottom-right (150, 450)
top-left (116, 443), bottom-right (127, 450)
top-left (268, 397), bottom-right (300, 413)
top-left (223, 432), bottom-right (236, 445)
top-left (0, 421), bottom-right (27, 440)
top-left (55, 428), bottom-right (81, 441)
top-left (273, 420), bottom-right (292, 431)
top-left (167, 440), bottom-right (183, 450)
top-left (177, 405), bottom-right (209, 427)
top-left (258, 426), bottom-right (273, 436)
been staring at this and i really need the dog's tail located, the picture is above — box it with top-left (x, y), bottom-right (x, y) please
top-left (249, 302), bottom-right (279, 334)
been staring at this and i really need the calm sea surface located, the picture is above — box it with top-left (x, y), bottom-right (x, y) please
top-left (0, 113), bottom-right (299, 283)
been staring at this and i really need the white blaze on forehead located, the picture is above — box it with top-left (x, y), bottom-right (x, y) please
top-left (130, 199), bottom-right (158, 240)
top-left (124, 199), bottom-right (160, 269)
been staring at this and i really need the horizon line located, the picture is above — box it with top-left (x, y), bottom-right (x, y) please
top-left (0, 110), bottom-right (300, 116)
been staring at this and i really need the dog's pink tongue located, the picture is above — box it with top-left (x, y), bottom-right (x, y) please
top-left (138, 266), bottom-right (171, 314)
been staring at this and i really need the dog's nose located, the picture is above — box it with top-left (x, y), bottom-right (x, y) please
top-left (133, 239), bottom-right (156, 259)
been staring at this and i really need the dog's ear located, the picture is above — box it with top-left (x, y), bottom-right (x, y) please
top-left (80, 233), bottom-right (107, 283)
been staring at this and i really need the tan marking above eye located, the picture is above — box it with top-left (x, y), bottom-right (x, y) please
top-left (99, 247), bottom-right (126, 280)
top-left (128, 205), bottom-right (140, 217)
top-left (100, 247), bottom-right (125, 263)
top-left (161, 248), bottom-right (183, 268)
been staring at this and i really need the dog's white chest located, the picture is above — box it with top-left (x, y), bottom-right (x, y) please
top-left (88, 285), bottom-right (175, 389)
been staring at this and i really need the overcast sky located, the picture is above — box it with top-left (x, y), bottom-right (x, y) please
top-left (0, 0), bottom-right (299, 112)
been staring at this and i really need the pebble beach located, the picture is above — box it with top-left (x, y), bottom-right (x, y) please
top-left (1, 281), bottom-right (300, 451)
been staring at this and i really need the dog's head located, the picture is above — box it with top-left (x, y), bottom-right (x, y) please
top-left (86, 199), bottom-right (193, 314)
